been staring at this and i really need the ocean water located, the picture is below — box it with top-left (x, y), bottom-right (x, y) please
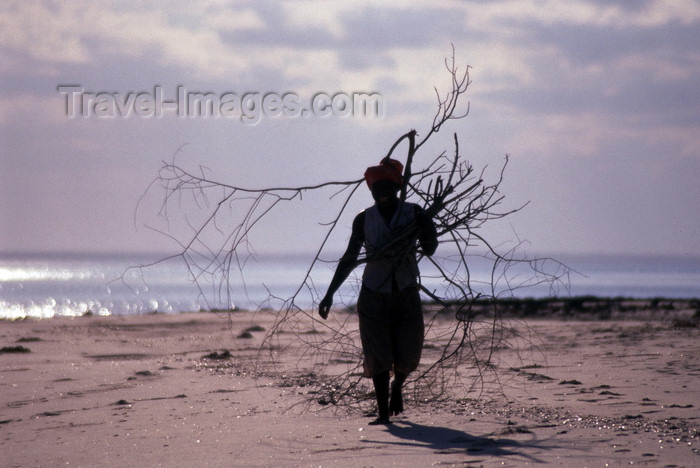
top-left (1, 251), bottom-right (699, 319)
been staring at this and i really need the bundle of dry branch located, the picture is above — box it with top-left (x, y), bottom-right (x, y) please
top-left (131, 48), bottom-right (571, 410)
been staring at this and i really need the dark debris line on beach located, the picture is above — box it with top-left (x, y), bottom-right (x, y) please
top-left (423, 296), bottom-right (700, 321)
top-left (0, 345), bottom-right (32, 354)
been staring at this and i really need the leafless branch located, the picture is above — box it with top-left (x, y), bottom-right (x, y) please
top-left (129, 48), bottom-right (572, 413)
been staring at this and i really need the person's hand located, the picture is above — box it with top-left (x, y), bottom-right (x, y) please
top-left (318, 295), bottom-right (333, 320)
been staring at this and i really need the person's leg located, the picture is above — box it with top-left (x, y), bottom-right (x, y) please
top-left (358, 289), bottom-right (393, 378)
top-left (369, 371), bottom-right (391, 425)
top-left (390, 371), bottom-right (406, 415)
top-left (390, 288), bottom-right (424, 417)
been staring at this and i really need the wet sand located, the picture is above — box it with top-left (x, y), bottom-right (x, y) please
top-left (1, 302), bottom-right (698, 467)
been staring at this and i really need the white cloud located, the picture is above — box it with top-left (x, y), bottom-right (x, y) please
top-left (0, 2), bottom-right (89, 64)
top-left (281, 2), bottom-right (348, 39)
top-left (638, 0), bottom-right (700, 27)
top-left (460, 0), bottom-right (700, 29)
top-left (0, 2), bottom-right (263, 78)
top-left (279, 0), bottom-right (439, 39)
top-left (614, 51), bottom-right (700, 83)
top-left (203, 7), bottom-right (266, 32)
top-left (83, 5), bottom-right (255, 79)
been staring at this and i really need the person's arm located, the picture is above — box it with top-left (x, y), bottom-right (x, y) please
top-left (415, 206), bottom-right (438, 257)
top-left (318, 212), bottom-right (365, 319)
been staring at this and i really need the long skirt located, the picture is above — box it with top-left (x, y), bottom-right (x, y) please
top-left (357, 286), bottom-right (424, 378)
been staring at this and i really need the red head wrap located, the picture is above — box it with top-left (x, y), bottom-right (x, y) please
top-left (364, 158), bottom-right (404, 189)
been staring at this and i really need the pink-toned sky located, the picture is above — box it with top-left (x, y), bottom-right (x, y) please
top-left (1, 1), bottom-right (698, 256)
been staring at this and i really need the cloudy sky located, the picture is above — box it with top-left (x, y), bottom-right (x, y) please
top-left (1, 0), bottom-right (698, 258)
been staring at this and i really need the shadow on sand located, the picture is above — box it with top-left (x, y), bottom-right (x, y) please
top-left (363, 419), bottom-right (565, 464)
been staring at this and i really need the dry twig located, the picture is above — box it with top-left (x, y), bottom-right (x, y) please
top-left (130, 47), bottom-right (571, 412)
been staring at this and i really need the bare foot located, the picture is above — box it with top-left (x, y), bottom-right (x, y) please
top-left (368, 416), bottom-right (391, 425)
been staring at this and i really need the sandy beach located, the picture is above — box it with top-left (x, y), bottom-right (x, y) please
top-left (1, 301), bottom-right (698, 467)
